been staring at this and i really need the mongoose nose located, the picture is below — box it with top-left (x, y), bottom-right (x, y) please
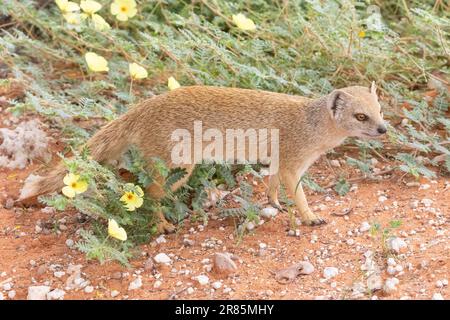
top-left (377, 125), bottom-right (387, 134)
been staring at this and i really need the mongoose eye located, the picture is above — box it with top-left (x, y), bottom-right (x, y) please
top-left (355, 113), bottom-right (368, 121)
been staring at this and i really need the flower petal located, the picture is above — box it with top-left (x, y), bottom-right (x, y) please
top-left (62, 186), bottom-right (76, 198)
top-left (63, 173), bottom-right (78, 186)
top-left (74, 180), bottom-right (88, 194)
top-left (108, 219), bottom-right (127, 241)
top-left (168, 77), bottom-right (180, 90)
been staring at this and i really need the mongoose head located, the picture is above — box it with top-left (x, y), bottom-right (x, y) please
top-left (327, 82), bottom-right (387, 138)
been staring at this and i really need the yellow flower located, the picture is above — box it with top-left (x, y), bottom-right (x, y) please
top-left (80, 0), bottom-right (102, 15)
top-left (108, 219), bottom-right (127, 241)
top-left (167, 76), bottom-right (180, 91)
top-left (63, 12), bottom-right (81, 24)
top-left (358, 30), bottom-right (366, 38)
top-left (61, 173), bottom-right (88, 198)
top-left (55, 0), bottom-right (80, 13)
top-left (120, 184), bottom-right (144, 211)
top-left (85, 52), bottom-right (109, 72)
top-left (232, 13), bottom-right (256, 31)
top-left (129, 62), bottom-right (148, 80)
top-left (92, 13), bottom-right (111, 30)
top-left (55, 0), bottom-right (81, 24)
top-left (111, 0), bottom-right (137, 22)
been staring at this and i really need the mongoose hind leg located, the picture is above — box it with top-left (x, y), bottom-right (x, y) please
top-left (267, 174), bottom-right (287, 212)
top-left (282, 169), bottom-right (326, 226)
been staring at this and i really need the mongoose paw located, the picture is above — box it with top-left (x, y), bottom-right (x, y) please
top-left (304, 216), bottom-right (327, 226)
top-left (269, 200), bottom-right (288, 213)
top-left (156, 220), bottom-right (176, 234)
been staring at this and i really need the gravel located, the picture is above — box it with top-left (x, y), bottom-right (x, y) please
top-left (47, 289), bottom-right (65, 300)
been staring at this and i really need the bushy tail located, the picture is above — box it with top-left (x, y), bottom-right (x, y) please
top-left (18, 114), bottom-right (133, 202)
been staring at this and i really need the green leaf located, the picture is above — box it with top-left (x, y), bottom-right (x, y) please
top-left (334, 178), bottom-right (350, 196)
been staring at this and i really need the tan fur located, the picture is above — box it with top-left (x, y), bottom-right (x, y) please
top-left (19, 85), bottom-right (386, 228)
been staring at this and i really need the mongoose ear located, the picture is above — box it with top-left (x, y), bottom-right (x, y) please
top-left (370, 81), bottom-right (377, 95)
top-left (327, 90), bottom-right (350, 118)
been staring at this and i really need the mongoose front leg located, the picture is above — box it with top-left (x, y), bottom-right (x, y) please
top-left (283, 170), bottom-right (326, 226)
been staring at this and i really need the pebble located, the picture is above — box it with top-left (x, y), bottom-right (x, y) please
top-left (367, 274), bottom-right (383, 292)
top-left (323, 267), bottom-right (339, 279)
top-left (387, 258), bottom-right (396, 266)
top-left (84, 286), bottom-right (94, 293)
top-left (0, 292), bottom-right (3, 301)
top-left (213, 252), bottom-right (238, 274)
top-left (27, 286), bottom-right (51, 300)
top-left (212, 281), bottom-right (222, 289)
top-left (359, 221), bottom-right (371, 232)
top-left (260, 207), bottom-right (278, 218)
top-left (378, 195), bottom-right (388, 203)
top-left (2, 282), bottom-right (12, 291)
top-left (330, 160), bottom-right (340, 167)
top-left (183, 238), bottom-right (195, 246)
top-left (246, 222), bottom-right (255, 231)
top-left (421, 198), bottom-right (433, 207)
top-left (383, 278), bottom-right (399, 294)
top-left (154, 280), bottom-right (162, 288)
top-left (155, 235), bottom-right (167, 244)
top-left (128, 277), bottom-right (142, 290)
top-left (111, 290), bottom-right (120, 298)
top-left (186, 287), bottom-right (194, 295)
top-left (387, 237), bottom-right (407, 253)
top-left (196, 275), bottom-right (209, 286)
top-left (47, 289), bottom-right (65, 300)
top-left (65, 239), bottom-right (74, 247)
top-left (8, 290), bottom-right (16, 299)
top-left (154, 253), bottom-right (172, 265)
top-left (432, 293), bottom-right (444, 300)
top-left (54, 271), bottom-right (65, 278)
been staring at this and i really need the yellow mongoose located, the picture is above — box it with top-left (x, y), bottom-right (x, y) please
top-left (19, 83), bottom-right (386, 232)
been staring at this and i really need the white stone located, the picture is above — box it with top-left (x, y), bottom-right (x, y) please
top-left (330, 160), bottom-right (340, 167)
top-left (246, 222), bottom-right (255, 231)
top-left (65, 239), bottom-right (74, 247)
top-left (7, 290), bottom-right (16, 299)
top-left (154, 253), bottom-right (172, 264)
top-left (261, 207), bottom-right (278, 218)
top-left (84, 286), bottom-right (94, 293)
top-left (378, 195), bottom-right (388, 203)
top-left (111, 290), bottom-right (120, 298)
top-left (212, 281), bottom-right (222, 289)
top-left (196, 275), bottom-right (209, 286)
top-left (387, 258), bottom-right (396, 266)
top-left (421, 198), bottom-right (433, 207)
top-left (128, 277), bottom-right (142, 290)
top-left (154, 280), bottom-right (162, 288)
top-left (387, 237), bottom-right (407, 253)
top-left (46, 289), bottom-right (65, 300)
top-left (54, 271), bottom-right (65, 278)
top-left (2, 282), bottom-right (12, 291)
top-left (323, 267), bottom-right (339, 279)
top-left (187, 287), bottom-right (194, 295)
top-left (27, 286), bottom-right (51, 300)
top-left (155, 235), bottom-right (167, 244)
top-left (359, 221), bottom-right (371, 232)
top-left (383, 278), bottom-right (399, 294)
top-left (432, 293), bottom-right (444, 300)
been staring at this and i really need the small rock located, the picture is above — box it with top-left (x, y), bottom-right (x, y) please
top-left (186, 287), bottom-right (194, 295)
top-left (367, 274), bottom-right (383, 292)
top-left (378, 195), bottom-right (388, 203)
top-left (47, 289), bottom-right (65, 300)
top-left (128, 277), bottom-right (142, 290)
top-left (387, 237), bottom-right (407, 253)
top-left (65, 239), bottom-right (74, 247)
top-left (212, 281), bottom-right (222, 289)
top-left (196, 275), bottom-right (209, 286)
top-left (246, 222), bottom-right (255, 231)
top-left (155, 235), bottom-right (167, 244)
top-left (330, 159), bottom-right (340, 167)
top-left (213, 252), bottom-right (238, 275)
top-left (387, 258), bottom-right (396, 266)
top-left (359, 221), bottom-right (371, 232)
top-left (54, 271), bottom-right (65, 278)
top-left (323, 267), bottom-right (339, 279)
top-left (2, 282), bottom-right (12, 291)
top-left (8, 290), bottom-right (16, 299)
top-left (183, 238), bottom-right (195, 246)
top-left (383, 278), bottom-right (399, 294)
top-left (84, 286), bottom-right (94, 293)
top-left (154, 253), bottom-right (172, 265)
top-left (27, 286), bottom-right (51, 300)
top-left (421, 198), bottom-right (433, 207)
top-left (432, 293), bottom-right (444, 300)
top-left (260, 207), bottom-right (278, 219)
top-left (154, 280), bottom-right (162, 288)
top-left (4, 198), bottom-right (14, 209)
top-left (111, 290), bottom-right (120, 298)
top-left (0, 292), bottom-right (3, 301)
